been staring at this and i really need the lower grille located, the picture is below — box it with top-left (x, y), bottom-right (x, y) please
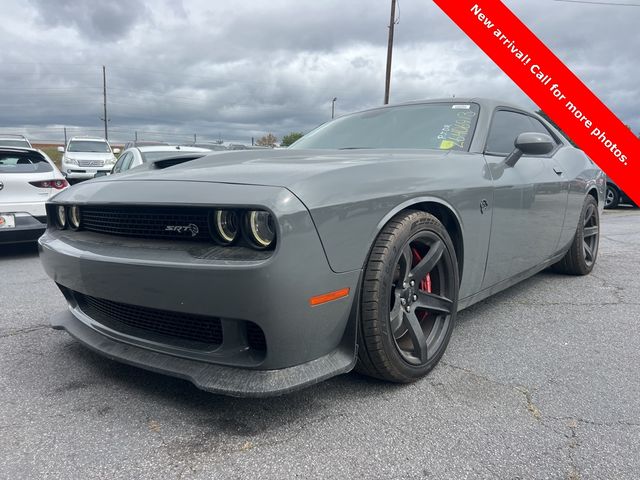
top-left (80, 205), bottom-right (212, 241)
top-left (74, 292), bottom-right (223, 349)
top-left (246, 322), bottom-right (266, 351)
top-left (77, 160), bottom-right (104, 167)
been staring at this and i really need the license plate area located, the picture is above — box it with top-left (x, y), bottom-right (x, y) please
top-left (0, 213), bottom-right (16, 229)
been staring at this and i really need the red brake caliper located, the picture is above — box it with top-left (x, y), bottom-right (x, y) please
top-left (411, 247), bottom-right (432, 320)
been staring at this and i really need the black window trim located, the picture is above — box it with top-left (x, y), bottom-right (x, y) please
top-left (483, 107), bottom-right (564, 158)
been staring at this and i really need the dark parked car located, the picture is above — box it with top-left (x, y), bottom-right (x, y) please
top-left (605, 176), bottom-right (636, 209)
top-left (39, 98), bottom-right (604, 396)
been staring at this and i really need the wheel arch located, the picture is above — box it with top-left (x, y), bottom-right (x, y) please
top-left (372, 197), bottom-right (465, 281)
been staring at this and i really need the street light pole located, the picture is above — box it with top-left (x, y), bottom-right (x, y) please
top-left (383, 0), bottom-right (397, 105)
top-left (331, 97), bottom-right (337, 119)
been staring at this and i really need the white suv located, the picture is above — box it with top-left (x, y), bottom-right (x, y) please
top-left (58, 137), bottom-right (120, 181)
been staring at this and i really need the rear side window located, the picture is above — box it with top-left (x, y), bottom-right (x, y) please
top-left (0, 139), bottom-right (31, 148)
top-left (0, 151), bottom-right (53, 173)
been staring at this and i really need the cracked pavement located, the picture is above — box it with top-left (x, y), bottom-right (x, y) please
top-left (1, 208), bottom-right (639, 479)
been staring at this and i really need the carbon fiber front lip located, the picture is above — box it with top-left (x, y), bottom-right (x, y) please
top-left (50, 309), bottom-right (356, 397)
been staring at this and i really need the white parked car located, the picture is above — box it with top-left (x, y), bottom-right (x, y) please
top-left (110, 145), bottom-right (211, 175)
top-left (0, 147), bottom-right (68, 244)
top-left (0, 134), bottom-right (33, 148)
top-left (58, 137), bottom-right (120, 181)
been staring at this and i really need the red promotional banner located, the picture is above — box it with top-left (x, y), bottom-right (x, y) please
top-left (433, 0), bottom-right (639, 206)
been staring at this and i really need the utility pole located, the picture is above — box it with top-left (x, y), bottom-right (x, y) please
top-left (63, 127), bottom-right (67, 147)
top-left (331, 97), bottom-right (337, 119)
top-left (135, 131), bottom-right (138, 142)
top-left (101, 65), bottom-right (108, 140)
top-left (194, 133), bottom-right (197, 143)
top-left (383, 0), bottom-right (397, 105)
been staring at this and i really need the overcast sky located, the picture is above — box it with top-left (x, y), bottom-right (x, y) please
top-left (0, 0), bottom-right (638, 144)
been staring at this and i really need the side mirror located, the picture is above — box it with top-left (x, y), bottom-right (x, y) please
top-left (504, 132), bottom-right (554, 167)
top-left (57, 146), bottom-right (65, 153)
top-left (113, 148), bottom-right (121, 154)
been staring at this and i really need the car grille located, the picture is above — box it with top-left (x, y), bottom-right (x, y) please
top-left (74, 291), bottom-right (223, 348)
top-left (80, 205), bottom-right (213, 241)
top-left (77, 160), bottom-right (105, 167)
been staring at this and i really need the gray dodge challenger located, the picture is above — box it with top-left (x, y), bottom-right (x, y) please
top-left (39, 98), bottom-right (604, 396)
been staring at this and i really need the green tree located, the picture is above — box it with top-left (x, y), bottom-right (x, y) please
top-left (280, 132), bottom-right (304, 147)
top-left (256, 133), bottom-right (278, 147)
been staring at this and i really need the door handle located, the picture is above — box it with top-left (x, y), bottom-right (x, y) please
top-left (553, 167), bottom-right (563, 176)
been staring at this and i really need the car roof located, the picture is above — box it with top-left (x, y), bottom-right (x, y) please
top-left (133, 146), bottom-right (212, 153)
top-left (68, 137), bottom-right (109, 142)
top-left (0, 146), bottom-right (41, 153)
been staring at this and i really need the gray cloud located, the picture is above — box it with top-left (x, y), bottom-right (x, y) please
top-left (28, 0), bottom-right (149, 40)
top-left (0, 0), bottom-right (638, 144)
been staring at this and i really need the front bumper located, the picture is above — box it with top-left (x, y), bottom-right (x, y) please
top-left (0, 212), bottom-right (46, 244)
top-left (39, 180), bottom-right (362, 396)
top-left (51, 309), bottom-right (355, 397)
top-left (62, 165), bottom-right (113, 179)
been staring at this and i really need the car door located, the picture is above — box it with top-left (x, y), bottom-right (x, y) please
top-left (481, 108), bottom-right (568, 289)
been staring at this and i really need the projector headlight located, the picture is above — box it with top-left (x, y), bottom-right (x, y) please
top-left (212, 209), bottom-right (239, 245)
top-left (68, 205), bottom-right (81, 230)
top-left (245, 210), bottom-right (276, 249)
top-left (55, 206), bottom-right (67, 229)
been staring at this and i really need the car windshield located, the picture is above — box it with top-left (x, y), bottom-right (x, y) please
top-left (0, 151), bottom-right (53, 173)
top-left (67, 141), bottom-right (111, 153)
top-left (0, 139), bottom-right (31, 148)
top-left (290, 103), bottom-right (480, 151)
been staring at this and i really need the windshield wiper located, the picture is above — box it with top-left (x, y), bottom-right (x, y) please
top-left (338, 147), bottom-right (372, 150)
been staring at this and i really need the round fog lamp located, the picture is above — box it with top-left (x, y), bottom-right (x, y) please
top-left (247, 211), bottom-right (275, 248)
top-left (68, 205), bottom-right (81, 229)
top-left (214, 210), bottom-right (239, 244)
top-left (56, 206), bottom-right (67, 229)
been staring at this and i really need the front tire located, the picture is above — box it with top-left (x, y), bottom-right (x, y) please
top-left (357, 210), bottom-right (459, 383)
top-left (552, 195), bottom-right (599, 275)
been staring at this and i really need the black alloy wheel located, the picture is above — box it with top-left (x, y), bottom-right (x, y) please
top-left (605, 186), bottom-right (619, 209)
top-left (582, 200), bottom-right (599, 269)
top-left (552, 195), bottom-right (599, 275)
top-left (357, 210), bottom-right (459, 383)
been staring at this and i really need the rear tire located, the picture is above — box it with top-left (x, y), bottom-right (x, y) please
top-left (605, 186), bottom-right (619, 209)
top-left (356, 210), bottom-right (459, 383)
top-left (552, 195), bottom-right (599, 275)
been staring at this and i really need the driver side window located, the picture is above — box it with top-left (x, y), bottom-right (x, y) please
top-left (113, 152), bottom-right (133, 173)
top-left (486, 110), bottom-right (538, 156)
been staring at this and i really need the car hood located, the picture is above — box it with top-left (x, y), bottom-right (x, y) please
top-left (85, 148), bottom-right (473, 211)
top-left (108, 148), bottom-right (451, 183)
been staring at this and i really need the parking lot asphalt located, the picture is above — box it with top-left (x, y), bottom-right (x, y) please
top-left (1, 209), bottom-right (638, 480)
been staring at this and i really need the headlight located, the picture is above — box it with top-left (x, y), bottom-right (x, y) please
top-left (245, 210), bottom-right (276, 249)
top-left (212, 209), bottom-right (239, 245)
top-left (65, 156), bottom-right (78, 165)
top-left (68, 205), bottom-right (81, 230)
top-left (55, 206), bottom-right (67, 229)
top-left (106, 157), bottom-right (117, 165)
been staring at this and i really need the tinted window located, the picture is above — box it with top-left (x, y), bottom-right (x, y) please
top-left (486, 110), bottom-right (537, 155)
top-left (528, 117), bottom-right (559, 145)
top-left (290, 103), bottom-right (480, 151)
top-left (0, 151), bottom-right (53, 173)
top-left (67, 141), bottom-right (111, 153)
top-left (0, 139), bottom-right (31, 148)
top-left (113, 152), bottom-right (132, 173)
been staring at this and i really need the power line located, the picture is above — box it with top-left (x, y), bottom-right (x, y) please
top-left (553, 0), bottom-right (640, 6)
